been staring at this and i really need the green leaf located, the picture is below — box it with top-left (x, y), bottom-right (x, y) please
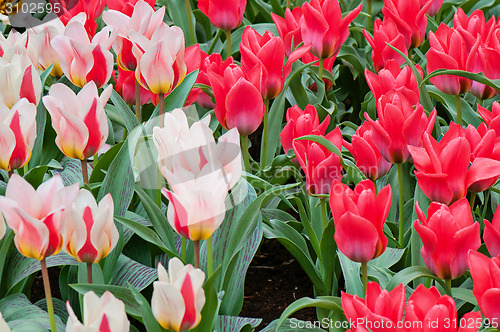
top-left (386, 266), bottom-right (449, 295)
top-left (260, 319), bottom-right (326, 332)
top-left (192, 266), bottom-right (222, 332)
top-left (112, 255), bottom-right (157, 291)
top-left (452, 287), bottom-right (478, 306)
top-left (217, 316), bottom-right (263, 332)
top-left (338, 251), bottom-right (363, 297)
top-left (369, 247), bottom-right (405, 269)
top-left (109, 88), bottom-right (140, 132)
top-left (275, 297), bottom-right (343, 331)
top-left (129, 285), bottom-right (163, 332)
top-left (427, 85), bottom-right (481, 127)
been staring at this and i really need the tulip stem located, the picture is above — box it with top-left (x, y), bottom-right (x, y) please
top-left (445, 278), bottom-right (452, 294)
top-left (86, 262), bottom-right (93, 284)
top-left (261, 99), bottom-right (270, 168)
top-left (367, 0), bottom-right (372, 30)
top-left (455, 94), bottom-right (462, 126)
top-left (184, 0), bottom-right (195, 45)
top-left (361, 262), bottom-right (368, 296)
top-left (135, 79), bottom-right (141, 122)
top-left (206, 237), bottom-right (213, 276)
top-left (320, 198), bottom-right (328, 229)
top-left (225, 29), bottom-right (232, 58)
top-left (194, 240), bottom-right (200, 268)
top-left (470, 192), bottom-right (477, 221)
top-left (318, 58), bottom-right (324, 80)
top-left (159, 93), bottom-right (165, 128)
top-left (81, 159), bottom-right (89, 185)
top-left (40, 259), bottom-right (57, 332)
top-left (208, 29), bottom-right (223, 55)
top-left (397, 163), bottom-right (405, 249)
top-left (287, 0), bottom-right (290, 8)
top-left (181, 237), bottom-right (187, 261)
top-left (241, 136), bottom-right (250, 172)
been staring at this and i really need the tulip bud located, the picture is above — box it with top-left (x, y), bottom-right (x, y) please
top-left (198, 0), bottom-right (247, 31)
top-left (469, 251), bottom-right (500, 325)
top-left (0, 174), bottom-right (79, 260)
top-left (66, 291), bottom-right (130, 332)
top-left (415, 198), bottom-right (480, 280)
top-left (0, 98), bottom-right (36, 171)
top-left (63, 190), bottom-right (118, 264)
top-left (330, 180), bottom-right (392, 263)
top-left (152, 258), bottom-right (205, 332)
top-left (43, 82), bottom-right (112, 160)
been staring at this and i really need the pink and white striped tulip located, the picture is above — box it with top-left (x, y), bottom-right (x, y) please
top-left (0, 214), bottom-right (6, 240)
top-left (0, 29), bottom-right (38, 67)
top-left (153, 109), bottom-right (241, 189)
top-left (0, 174), bottom-right (79, 260)
top-left (0, 98), bottom-right (36, 171)
top-left (103, 0), bottom-right (165, 71)
top-left (43, 81), bottom-right (112, 160)
top-left (29, 17), bottom-right (66, 78)
top-left (0, 52), bottom-right (42, 108)
top-left (152, 258), bottom-right (205, 332)
top-left (63, 190), bottom-right (118, 264)
top-left (51, 13), bottom-right (117, 88)
top-left (130, 23), bottom-right (187, 94)
top-left (66, 291), bottom-right (130, 332)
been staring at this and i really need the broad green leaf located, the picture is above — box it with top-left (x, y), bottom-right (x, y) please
top-left (338, 251), bottom-right (364, 297)
top-left (260, 319), bottom-right (325, 332)
top-left (217, 316), bottom-right (263, 332)
top-left (112, 255), bottom-right (157, 291)
top-left (129, 285), bottom-right (163, 332)
top-left (452, 287), bottom-right (478, 306)
top-left (109, 88), bottom-right (139, 132)
top-left (386, 266), bottom-right (449, 295)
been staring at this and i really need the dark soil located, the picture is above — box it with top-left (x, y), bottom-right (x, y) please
top-left (30, 266), bottom-right (62, 303)
top-left (240, 239), bottom-right (317, 330)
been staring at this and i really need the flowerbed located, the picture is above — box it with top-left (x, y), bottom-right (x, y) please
top-left (0, 0), bottom-right (500, 331)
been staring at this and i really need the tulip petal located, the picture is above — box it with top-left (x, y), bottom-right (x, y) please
top-left (335, 212), bottom-right (378, 263)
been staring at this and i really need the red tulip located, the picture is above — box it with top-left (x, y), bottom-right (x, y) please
top-left (414, 198), bottom-right (480, 280)
top-left (208, 64), bottom-right (265, 136)
top-left (484, 203), bottom-right (500, 257)
top-left (50, 0), bottom-right (106, 38)
top-left (106, 0), bottom-right (155, 17)
top-left (478, 101), bottom-right (500, 138)
top-left (240, 26), bottom-right (310, 100)
top-left (341, 282), bottom-right (405, 332)
top-left (271, 7), bottom-right (303, 57)
top-left (293, 127), bottom-right (343, 195)
top-left (408, 127), bottom-right (500, 205)
top-left (329, 180), bottom-right (391, 263)
top-left (405, 284), bottom-right (481, 332)
top-left (469, 251), bottom-right (500, 325)
top-left (420, 0), bottom-right (444, 16)
top-left (115, 67), bottom-right (157, 106)
top-left (363, 19), bottom-right (408, 72)
top-left (198, 0), bottom-right (246, 30)
top-left (301, 0), bottom-right (362, 59)
top-left (427, 23), bottom-right (480, 96)
top-left (194, 53), bottom-right (234, 109)
top-left (453, 8), bottom-right (495, 50)
top-left (0, 174), bottom-right (79, 260)
top-left (280, 104), bottom-right (330, 154)
top-left (344, 121), bottom-right (392, 181)
top-left (103, 0), bottom-right (165, 72)
top-left (0, 98), bottom-right (37, 171)
top-left (365, 92), bottom-right (436, 164)
top-left (382, 0), bottom-right (432, 49)
top-left (365, 60), bottom-right (421, 106)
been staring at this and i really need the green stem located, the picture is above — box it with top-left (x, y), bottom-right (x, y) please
top-left (241, 135), bottom-right (250, 173)
top-left (318, 58), bottom-right (324, 81)
top-left (135, 79), bottom-right (141, 122)
top-left (320, 198), bottom-right (328, 229)
top-left (194, 240), bottom-right (200, 268)
top-left (184, 0), bottom-right (195, 44)
top-left (456, 94), bottom-right (462, 126)
top-left (260, 99), bottom-right (270, 168)
top-left (159, 93), bottom-right (165, 128)
top-left (206, 237), bottom-right (213, 276)
top-left (477, 98), bottom-right (483, 107)
top-left (181, 237), bottom-right (187, 261)
top-left (287, 0), bottom-right (290, 8)
top-left (445, 278), bottom-right (452, 294)
top-left (367, 0), bottom-right (372, 30)
top-left (87, 262), bottom-right (93, 284)
top-left (81, 159), bottom-right (89, 185)
top-left (470, 191), bottom-right (477, 221)
top-left (361, 262), bottom-right (368, 296)
top-left (41, 259), bottom-right (57, 332)
top-left (397, 163), bottom-right (405, 249)
top-left (225, 29), bottom-right (232, 59)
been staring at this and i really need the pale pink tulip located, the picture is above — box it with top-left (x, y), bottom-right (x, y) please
top-left (51, 13), bottom-right (117, 88)
top-left (63, 190), bottom-right (118, 264)
top-left (0, 174), bottom-right (79, 260)
top-left (66, 291), bottom-right (130, 332)
top-left (103, 0), bottom-right (165, 71)
top-left (130, 23), bottom-right (187, 94)
top-left (29, 16), bottom-right (66, 77)
top-left (0, 98), bottom-right (36, 171)
top-left (0, 29), bottom-right (38, 67)
top-left (152, 258), bottom-right (205, 332)
top-left (0, 214), bottom-right (6, 240)
top-left (0, 52), bottom-right (42, 108)
top-left (43, 81), bottom-right (112, 160)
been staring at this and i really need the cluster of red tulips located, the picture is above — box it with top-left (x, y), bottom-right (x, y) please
top-left (0, 0), bottom-right (499, 331)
